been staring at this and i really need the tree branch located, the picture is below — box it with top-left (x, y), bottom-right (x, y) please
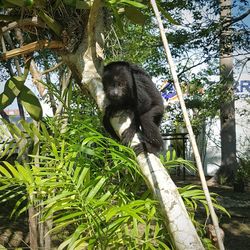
top-left (29, 59), bottom-right (45, 96)
top-left (41, 61), bottom-right (63, 75)
top-left (2, 40), bottom-right (64, 60)
top-left (178, 56), bottom-right (211, 77)
top-left (223, 9), bottom-right (250, 28)
top-left (1, 16), bottom-right (46, 33)
top-left (82, 0), bottom-right (104, 110)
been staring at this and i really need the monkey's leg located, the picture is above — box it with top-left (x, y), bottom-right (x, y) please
top-left (139, 105), bottom-right (163, 152)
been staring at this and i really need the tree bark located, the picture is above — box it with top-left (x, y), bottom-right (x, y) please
top-left (28, 205), bottom-right (38, 250)
top-left (218, 0), bottom-right (238, 183)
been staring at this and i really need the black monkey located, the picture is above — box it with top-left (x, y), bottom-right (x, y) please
top-left (102, 61), bottom-right (164, 155)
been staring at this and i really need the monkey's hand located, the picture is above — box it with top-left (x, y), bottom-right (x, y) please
top-left (103, 107), bottom-right (120, 141)
top-left (121, 117), bottom-right (138, 146)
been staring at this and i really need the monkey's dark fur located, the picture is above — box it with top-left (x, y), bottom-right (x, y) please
top-left (102, 61), bottom-right (164, 155)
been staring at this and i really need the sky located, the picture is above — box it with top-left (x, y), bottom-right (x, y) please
top-left (233, 1), bottom-right (250, 77)
top-left (234, 0), bottom-right (250, 26)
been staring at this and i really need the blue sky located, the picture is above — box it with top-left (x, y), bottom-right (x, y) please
top-left (233, 0), bottom-right (250, 26)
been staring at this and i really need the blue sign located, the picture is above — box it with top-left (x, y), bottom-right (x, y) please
top-left (160, 82), bottom-right (177, 100)
top-left (235, 80), bottom-right (250, 95)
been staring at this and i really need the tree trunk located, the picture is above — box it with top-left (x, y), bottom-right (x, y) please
top-left (28, 205), bottom-right (38, 250)
top-left (218, 0), bottom-right (237, 183)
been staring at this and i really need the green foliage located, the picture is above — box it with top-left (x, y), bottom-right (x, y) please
top-left (106, 0), bottom-right (179, 28)
top-left (38, 10), bottom-right (63, 36)
top-left (0, 161), bottom-right (34, 217)
top-left (179, 185), bottom-right (230, 218)
top-left (103, 0), bottom-right (249, 136)
top-left (105, 0), bottom-right (148, 30)
top-left (0, 60), bottom-right (42, 121)
top-left (0, 76), bottom-right (23, 108)
top-left (2, 0), bottom-right (33, 7)
top-left (0, 108), bottom-right (229, 249)
top-left (19, 86), bottom-right (43, 121)
top-left (235, 157), bottom-right (250, 183)
top-left (0, 1), bottom-right (235, 246)
top-left (124, 5), bottom-right (147, 25)
top-left (0, 112), bottom-right (170, 248)
top-left (160, 149), bottom-right (197, 173)
top-left (63, 0), bottom-right (90, 9)
top-left (157, 4), bottom-right (180, 25)
top-left (108, 0), bottom-right (147, 9)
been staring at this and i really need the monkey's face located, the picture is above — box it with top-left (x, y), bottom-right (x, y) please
top-left (103, 67), bottom-right (133, 105)
top-left (105, 79), bottom-right (129, 101)
top-left (102, 62), bottom-right (134, 108)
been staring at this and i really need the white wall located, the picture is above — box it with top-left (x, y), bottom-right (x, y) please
top-left (204, 73), bottom-right (250, 175)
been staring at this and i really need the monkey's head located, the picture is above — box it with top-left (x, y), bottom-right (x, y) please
top-left (102, 62), bottom-right (134, 105)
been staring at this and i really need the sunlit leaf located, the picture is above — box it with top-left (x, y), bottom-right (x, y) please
top-left (0, 140), bottom-right (16, 160)
top-left (5, 0), bottom-right (33, 7)
top-left (42, 191), bottom-right (75, 206)
top-left (20, 119), bottom-right (33, 137)
top-left (0, 164), bottom-right (12, 178)
top-left (0, 58), bottom-right (30, 109)
top-left (16, 162), bottom-right (33, 184)
top-left (68, 224), bottom-right (86, 249)
top-left (58, 238), bottom-right (71, 250)
top-left (38, 10), bottom-right (62, 36)
top-left (120, 0), bottom-right (147, 9)
top-left (53, 212), bottom-right (83, 223)
top-left (18, 85), bottom-right (43, 121)
top-left (0, 76), bottom-right (25, 110)
top-left (51, 142), bottom-right (59, 159)
top-left (76, 167), bottom-right (90, 188)
top-left (85, 177), bottom-right (106, 203)
top-left (30, 123), bottom-right (43, 140)
top-left (3, 161), bottom-right (21, 180)
top-left (40, 122), bottom-right (51, 141)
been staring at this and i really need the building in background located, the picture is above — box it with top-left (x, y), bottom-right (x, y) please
top-left (204, 72), bottom-right (250, 175)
